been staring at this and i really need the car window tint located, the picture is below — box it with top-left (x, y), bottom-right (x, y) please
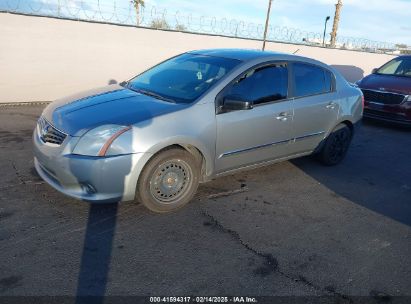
top-left (226, 65), bottom-right (288, 105)
top-left (293, 63), bottom-right (331, 97)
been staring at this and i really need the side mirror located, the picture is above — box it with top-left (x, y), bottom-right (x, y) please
top-left (371, 68), bottom-right (378, 74)
top-left (222, 95), bottom-right (253, 111)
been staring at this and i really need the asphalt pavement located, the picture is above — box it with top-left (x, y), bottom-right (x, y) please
top-left (0, 104), bottom-right (410, 302)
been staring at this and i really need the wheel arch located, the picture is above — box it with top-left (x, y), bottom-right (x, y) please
top-left (340, 119), bottom-right (354, 133)
top-left (314, 119), bottom-right (355, 154)
top-left (338, 113), bottom-right (362, 135)
top-left (144, 138), bottom-right (215, 182)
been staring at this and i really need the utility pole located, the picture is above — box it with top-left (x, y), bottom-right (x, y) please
top-left (330, 0), bottom-right (342, 48)
top-left (262, 0), bottom-right (273, 51)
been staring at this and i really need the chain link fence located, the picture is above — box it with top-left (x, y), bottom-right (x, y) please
top-left (0, 0), bottom-right (399, 53)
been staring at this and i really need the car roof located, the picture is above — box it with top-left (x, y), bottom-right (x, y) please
top-left (187, 48), bottom-right (327, 66)
top-left (188, 48), bottom-right (285, 61)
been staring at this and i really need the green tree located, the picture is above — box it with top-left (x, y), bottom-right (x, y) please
top-left (175, 23), bottom-right (187, 31)
top-left (131, 0), bottom-right (145, 26)
top-left (396, 44), bottom-right (407, 49)
top-left (150, 18), bottom-right (170, 30)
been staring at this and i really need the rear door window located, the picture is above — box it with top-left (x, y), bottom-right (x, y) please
top-left (225, 64), bottom-right (288, 105)
top-left (292, 62), bottom-right (332, 97)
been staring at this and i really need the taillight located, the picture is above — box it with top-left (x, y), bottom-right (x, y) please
top-left (361, 94), bottom-right (365, 109)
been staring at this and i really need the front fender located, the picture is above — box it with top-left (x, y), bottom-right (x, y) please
top-left (145, 136), bottom-right (215, 180)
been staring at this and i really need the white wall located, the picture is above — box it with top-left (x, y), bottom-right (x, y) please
top-left (0, 13), bottom-right (394, 103)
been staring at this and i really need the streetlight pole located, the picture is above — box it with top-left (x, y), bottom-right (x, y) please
top-left (262, 0), bottom-right (273, 51)
top-left (322, 16), bottom-right (330, 47)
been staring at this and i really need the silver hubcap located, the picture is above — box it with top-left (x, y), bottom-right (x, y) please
top-left (149, 159), bottom-right (192, 203)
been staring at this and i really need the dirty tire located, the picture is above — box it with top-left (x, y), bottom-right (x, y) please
top-left (137, 148), bottom-right (200, 213)
top-left (318, 124), bottom-right (352, 166)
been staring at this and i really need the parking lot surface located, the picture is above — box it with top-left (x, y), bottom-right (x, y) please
top-left (0, 105), bottom-right (410, 300)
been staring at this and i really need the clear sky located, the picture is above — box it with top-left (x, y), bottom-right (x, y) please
top-left (1, 0), bottom-right (410, 45)
top-left (149, 0), bottom-right (411, 45)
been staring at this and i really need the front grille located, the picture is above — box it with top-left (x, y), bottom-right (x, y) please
top-left (362, 89), bottom-right (406, 105)
top-left (38, 117), bottom-right (67, 145)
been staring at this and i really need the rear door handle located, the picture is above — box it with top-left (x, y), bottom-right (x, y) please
top-left (276, 112), bottom-right (293, 121)
top-left (326, 102), bottom-right (337, 109)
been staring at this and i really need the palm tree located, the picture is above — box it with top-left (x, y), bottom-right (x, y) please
top-left (131, 0), bottom-right (145, 26)
top-left (330, 0), bottom-right (342, 48)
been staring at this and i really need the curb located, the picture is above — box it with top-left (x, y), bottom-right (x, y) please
top-left (0, 101), bottom-right (50, 107)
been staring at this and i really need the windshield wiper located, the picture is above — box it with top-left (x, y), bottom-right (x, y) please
top-left (132, 88), bottom-right (176, 103)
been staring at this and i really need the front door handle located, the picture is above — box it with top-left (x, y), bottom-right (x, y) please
top-left (276, 112), bottom-right (293, 121)
top-left (326, 102), bottom-right (337, 109)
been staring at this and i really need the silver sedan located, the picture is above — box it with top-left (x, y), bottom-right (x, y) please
top-left (33, 49), bottom-right (363, 212)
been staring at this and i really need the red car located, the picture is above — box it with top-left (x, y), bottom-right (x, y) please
top-left (356, 55), bottom-right (411, 125)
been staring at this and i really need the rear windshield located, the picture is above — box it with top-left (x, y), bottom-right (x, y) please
top-left (127, 53), bottom-right (241, 103)
top-left (377, 57), bottom-right (411, 78)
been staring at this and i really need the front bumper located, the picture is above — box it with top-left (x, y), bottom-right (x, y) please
top-left (33, 127), bottom-right (151, 203)
top-left (363, 107), bottom-right (411, 126)
top-left (363, 97), bottom-right (411, 126)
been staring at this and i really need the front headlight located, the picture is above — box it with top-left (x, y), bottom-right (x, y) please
top-left (407, 95), bottom-right (411, 102)
top-left (73, 125), bottom-right (132, 157)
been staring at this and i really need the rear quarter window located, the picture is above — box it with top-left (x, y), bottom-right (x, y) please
top-left (293, 62), bottom-right (333, 97)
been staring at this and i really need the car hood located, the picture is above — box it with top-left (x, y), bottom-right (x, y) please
top-left (359, 74), bottom-right (411, 95)
top-left (42, 85), bottom-right (187, 136)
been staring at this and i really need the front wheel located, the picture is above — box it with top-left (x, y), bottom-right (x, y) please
top-left (318, 124), bottom-right (352, 166)
top-left (136, 148), bottom-right (200, 213)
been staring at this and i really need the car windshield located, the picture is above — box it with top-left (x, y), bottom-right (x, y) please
top-left (126, 53), bottom-right (241, 103)
top-left (377, 57), bottom-right (411, 77)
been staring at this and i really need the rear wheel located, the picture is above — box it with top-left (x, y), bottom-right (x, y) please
top-left (318, 124), bottom-right (352, 166)
top-left (137, 148), bottom-right (200, 213)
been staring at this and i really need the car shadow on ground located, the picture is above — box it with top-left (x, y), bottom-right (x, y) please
top-left (330, 65), bottom-right (365, 83)
top-left (292, 119), bottom-right (411, 227)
